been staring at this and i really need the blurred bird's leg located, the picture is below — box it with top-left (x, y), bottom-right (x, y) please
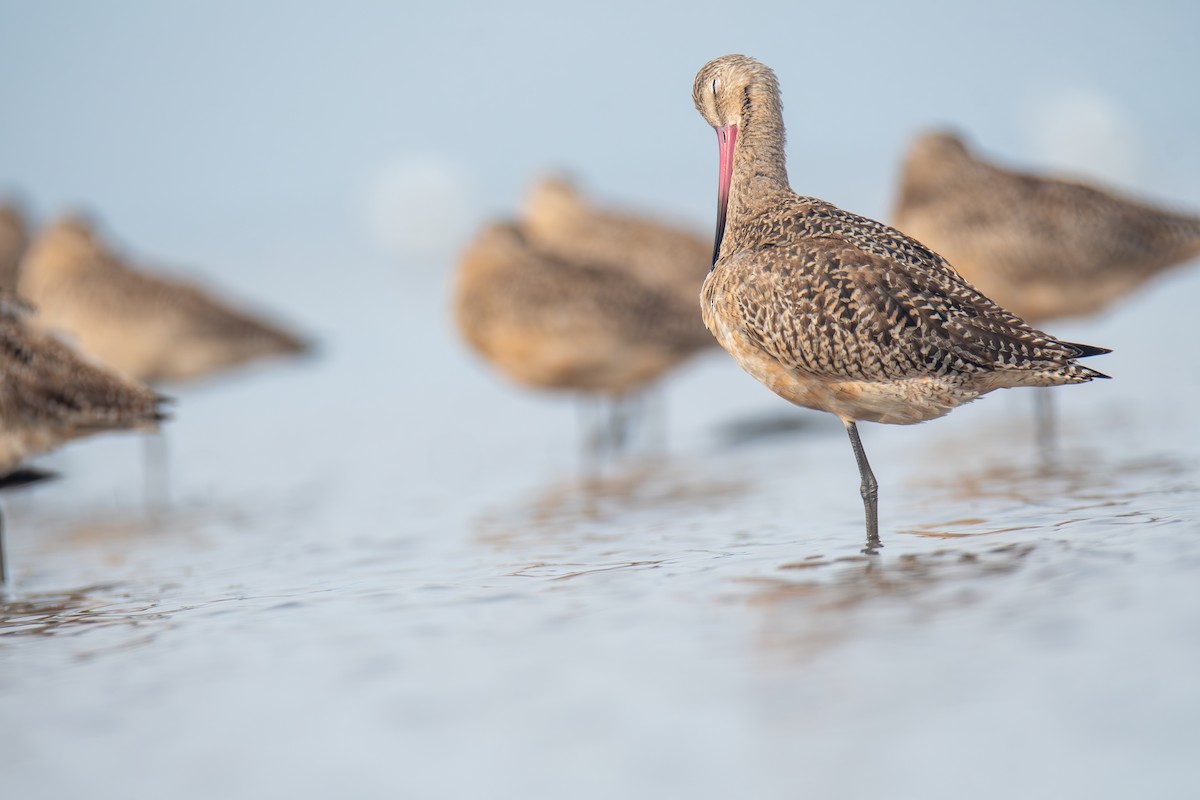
top-left (578, 397), bottom-right (607, 478)
top-left (843, 420), bottom-right (881, 554)
top-left (619, 388), bottom-right (666, 458)
top-left (0, 503), bottom-right (11, 599)
top-left (644, 387), bottom-right (668, 455)
top-left (144, 431), bottom-right (171, 517)
top-left (1033, 389), bottom-right (1058, 473)
top-left (607, 395), bottom-right (633, 455)
top-left (609, 389), bottom-right (667, 457)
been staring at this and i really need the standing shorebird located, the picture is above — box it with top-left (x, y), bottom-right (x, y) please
top-left (692, 55), bottom-right (1109, 548)
top-left (453, 221), bottom-right (715, 457)
top-left (0, 202), bottom-right (28, 293)
top-left (518, 175), bottom-right (719, 446)
top-left (892, 130), bottom-right (1200, 452)
top-left (17, 216), bottom-right (310, 384)
top-left (0, 294), bottom-right (168, 590)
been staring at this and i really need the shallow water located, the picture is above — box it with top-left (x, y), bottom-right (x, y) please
top-left (4, 4), bottom-right (1200, 795)
top-left (1, 252), bottom-right (1198, 799)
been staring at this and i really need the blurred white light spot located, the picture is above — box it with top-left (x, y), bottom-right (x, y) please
top-left (1022, 88), bottom-right (1143, 186)
top-left (364, 154), bottom-right (480, 263)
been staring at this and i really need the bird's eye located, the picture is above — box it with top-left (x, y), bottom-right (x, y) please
top-left (711, 78), bottom-right (719, 96)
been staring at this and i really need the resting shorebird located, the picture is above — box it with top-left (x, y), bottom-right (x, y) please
top-left (0, 294), bottom-right (167, 473)
top-left (893, 130), bottom-right (1200, 324)
top-left (17, 216), bottom-right (309, 384)
top-left (893, 130), bottom-right (1199, 452)
top-left (692, 55), bottom-right (1109, 548)
top-left (0, 294), bottom-right (168, 590)
top-left (453, 221), bottom-right (714, 456)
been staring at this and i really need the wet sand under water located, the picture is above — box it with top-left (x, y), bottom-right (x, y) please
top-left (1, 258), bottom-right (1198, 800)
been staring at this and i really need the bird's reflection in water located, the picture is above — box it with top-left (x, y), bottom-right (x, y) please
top-left (21, 499), bottom-right (255, 554)
top-left (903, 452), bottom-right (1192, 540)
top-left (737, 450), bottom-right (1194, 658)
top-left (740, 543), bottom-right (1036, 658)
top-left (0, 582), bottom-right (167, 641)
top-left (476, 460), bottom-right (747, 551)
top-left (714, 408), bottom-right (821, 450)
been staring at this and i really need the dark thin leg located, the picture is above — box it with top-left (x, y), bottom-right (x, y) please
top-left (1034, 389), bottom-right (1057, 473)
top-left (0, 504), bottom-right (10, 599)
top-left (843, 421), bottom-right (881, 553)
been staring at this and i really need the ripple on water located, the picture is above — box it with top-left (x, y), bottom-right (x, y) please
top-left (735, 542), bottom-right (1039, 658)
top-left (0, 583), bottom-right (168, 641)
top-left (899, 451), bottom-right (1195, 541)
top-left (474, 460), bottom-right (747, 548)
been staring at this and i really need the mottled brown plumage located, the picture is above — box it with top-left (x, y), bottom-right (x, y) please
top-left (17, 217), bottom-right (310, 383)
top-left (520, 175), bottom-right (715, 317)
top-left (693, 55), bottom-right (1108, 546)
top-left (0, 294), bottom-right (167, 474)
top-left (0, 203), bottom-right (28, 294)
top-left (454, 221), bottom-right (712, 396)
top-left (893, 130), bottom-right (1200, 322)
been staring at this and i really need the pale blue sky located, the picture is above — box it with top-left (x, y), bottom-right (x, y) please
top-left (2, 0), bottom-right (1198, 268)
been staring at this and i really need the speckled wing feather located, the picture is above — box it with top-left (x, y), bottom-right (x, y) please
top-left (731, 199), bottom-right (1107, 383)
top-left (0, 317), bottom-right (165, 431)
top-left (0, 298), bottom-right (167, 443)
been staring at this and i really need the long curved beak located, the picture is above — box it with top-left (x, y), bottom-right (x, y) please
top-left (712, 124), bottom-right (738, 268)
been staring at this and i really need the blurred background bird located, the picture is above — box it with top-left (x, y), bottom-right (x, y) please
top-left (453, 215), bottom-right (714, 460)
top-left (893, 130), bottom-right (1200, 324)
top-left (518, 175), bottom-right (715, 310)
top-left (0, 293), bottom-right (167, 476)
top-left (892, 129), bottom-right (1200, 457)
top-left (17, 214), bottom-right (311, 384)
top-left (0, 292), bottom-right (168, 588)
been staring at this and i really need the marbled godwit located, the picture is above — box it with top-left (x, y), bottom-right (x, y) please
top-left (893, 130), bottom-right (1200, 452)
top-left (0, 293), bottom-right (168, 591)
top-left (0, 202), bottom-right (28, 293)
top-left (453, 221), bottom-right (714, 454)
top-left (692, 55), bottom-right (1109, 548)
top-left (519, 175), bottom-right (719, 446)
top-left (17, 216), bottom-right (310, 384)
top-left (893, 130), bottom-right (1200, 324)
top-left (520, 175), bottom-right (715, 308)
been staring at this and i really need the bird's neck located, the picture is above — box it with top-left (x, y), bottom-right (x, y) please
top-left (728, 91), bottom-right (791, 223)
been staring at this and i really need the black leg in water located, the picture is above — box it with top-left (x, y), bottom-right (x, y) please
top-left (843, 420), bottom-right (881, 553)
top-left (0, 504), bottom-right (10, 599)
